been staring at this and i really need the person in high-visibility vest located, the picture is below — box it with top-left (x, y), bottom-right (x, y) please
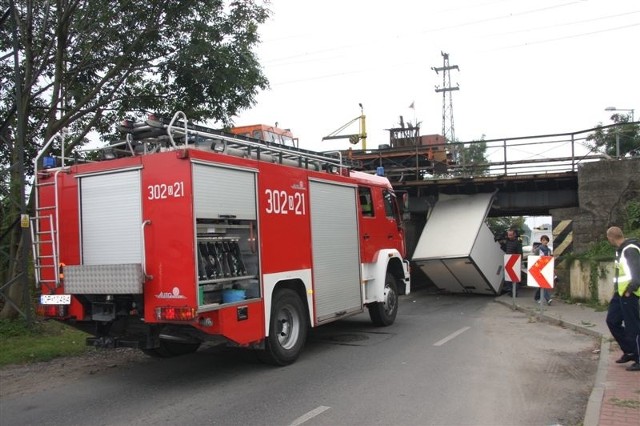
top-left (605, 226), bottom-right (640, 372)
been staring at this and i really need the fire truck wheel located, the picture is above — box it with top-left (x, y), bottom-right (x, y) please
top-left (368, 273), bottom-right (399, 326)
top-left (142, 340), bottom-right (201, 358)
top-left (260, 288), bottom-right (308, 366)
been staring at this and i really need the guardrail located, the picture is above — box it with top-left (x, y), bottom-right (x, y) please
top-left (348, 122), bottom-right (636, 180)
top-left (448, 126), bottom-right (609, 177)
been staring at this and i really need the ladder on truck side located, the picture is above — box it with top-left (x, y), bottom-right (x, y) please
top-left (116, 111), bottom-right (351, 172)
top-left (30, 133), bottom-right (67, 290)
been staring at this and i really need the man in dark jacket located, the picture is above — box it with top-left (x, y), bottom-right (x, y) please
top-left (502, 229), bottom-right (523, 295)
top-left (605, 226), bottom-right (640, 372)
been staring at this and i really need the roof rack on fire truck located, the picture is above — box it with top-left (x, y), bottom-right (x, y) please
top-left (112, 111), bottom-right (350, 173)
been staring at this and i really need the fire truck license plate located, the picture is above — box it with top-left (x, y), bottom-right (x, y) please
top-left (41, 294), bottom-right (71, 305)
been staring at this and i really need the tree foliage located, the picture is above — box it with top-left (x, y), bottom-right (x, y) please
top-left (586, 113), bottom-right (640, 158)
top-left (0, 0), bottom-right (270, 319)
top-left (457, 136), bottom-right (489, 176)
top-left (486, 216), bottom-right (529, 241)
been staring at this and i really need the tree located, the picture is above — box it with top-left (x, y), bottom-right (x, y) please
top-left (486, 216), bottom-right (529, 242)
top-left (451, 135), bottom-right (489, 177)
top-left (0, 0), bottom-right (270, 319)
top-left (587, 113), bottom-right (640, 158)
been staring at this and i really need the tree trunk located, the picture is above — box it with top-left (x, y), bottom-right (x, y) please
top-left (0, 224), bottom-right (26, 320)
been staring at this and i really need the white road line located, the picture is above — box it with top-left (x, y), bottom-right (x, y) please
top-left (289, 406), bottom-right (331, 426)
top-left (433, 326), bottom-right (471, 346)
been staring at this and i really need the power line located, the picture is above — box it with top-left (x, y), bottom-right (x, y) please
top-left (486, 22), bottom-right (640, 51)
top-left (260, 9), bottom-right (638, 77)
top-left (261, 1), bottom-right (615, 67)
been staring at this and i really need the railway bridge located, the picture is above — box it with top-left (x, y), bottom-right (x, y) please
top-left (348, 124), bottom-right (639, 256)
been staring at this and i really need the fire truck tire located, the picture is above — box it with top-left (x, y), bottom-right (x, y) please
top-left (142, 340), bottom-right (201, 358)
top-left (260, 288), bottom-right (308, 366)
top-left (368, 273), bottom-right (399, 326)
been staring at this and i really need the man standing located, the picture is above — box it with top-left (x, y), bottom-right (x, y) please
top-left (606, 226), bottom-right (640, 371)
top-left (533, 235), bottom-right (552, 304)
top-left (503, 229), bottom-right (523, 296)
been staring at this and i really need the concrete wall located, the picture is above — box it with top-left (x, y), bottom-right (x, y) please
top-left (568, 260), bottom-right (615, 304)
top-left (551, 157), bottom-right (640, 253)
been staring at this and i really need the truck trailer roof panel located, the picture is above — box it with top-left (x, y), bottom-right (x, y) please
top-left (412, 192), bottom-right (495, 260)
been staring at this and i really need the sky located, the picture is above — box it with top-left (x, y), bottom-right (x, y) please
top-left (233, 0), bottom-right (639, 153)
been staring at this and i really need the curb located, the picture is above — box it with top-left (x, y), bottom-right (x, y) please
top-left (493, 298), bottom-right (603, 338)
top-left (494, 298), bottom-right (607, 425)
top-left (584, 338), bottom-right (609, 426)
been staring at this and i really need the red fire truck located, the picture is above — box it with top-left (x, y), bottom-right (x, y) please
top-left (31, 112), bottom-right (411, 365)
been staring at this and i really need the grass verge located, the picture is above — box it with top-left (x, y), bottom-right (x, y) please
top-left (0, 319), bottom-right (90, 367)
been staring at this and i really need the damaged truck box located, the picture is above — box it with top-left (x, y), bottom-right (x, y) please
top-left (412, 193), bottom-right (504, 295)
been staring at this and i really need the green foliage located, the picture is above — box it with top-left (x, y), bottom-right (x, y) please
top-left (586, 114), bottom-right (640, 157)
top-left (569, 227), bottom-right (640, 264)
top-left (625, 201), bottom-right (640, 230)
top-left (0, 319), bottom-right (90, 366)
top-left (486, 216), bottom-right (528, 239)
top-left (454, 136), bottom-right (489, 176)
top-left (588, 262), bottom-right (600, 305)
top-left (1, 0), bottom-right (270, 187)
top-left (582, 240), bottom-right (616, 261)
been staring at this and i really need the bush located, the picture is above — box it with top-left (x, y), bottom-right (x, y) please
top-left (626, 201), bottom-right (640, 230)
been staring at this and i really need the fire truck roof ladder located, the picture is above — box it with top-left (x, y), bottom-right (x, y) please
top-left (120, 111), bottom-right (349, 173)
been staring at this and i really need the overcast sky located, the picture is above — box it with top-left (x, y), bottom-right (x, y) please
top-left (233, 0), bottom-right (639, 153)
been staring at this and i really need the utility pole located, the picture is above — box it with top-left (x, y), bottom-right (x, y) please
top-left (432, 52), bottom-right (460, 143)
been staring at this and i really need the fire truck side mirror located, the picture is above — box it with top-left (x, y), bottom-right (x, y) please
top-left (392, 191), bottom-right (410, 227)
top-left (395, 191), bottom-right (409, 213)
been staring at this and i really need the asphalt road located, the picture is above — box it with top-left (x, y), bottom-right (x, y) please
top-left (0, 289), bottom-right (599, 426)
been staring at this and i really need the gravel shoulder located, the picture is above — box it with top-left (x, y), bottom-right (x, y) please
top-left (0, 348), bottom-right (149, 398)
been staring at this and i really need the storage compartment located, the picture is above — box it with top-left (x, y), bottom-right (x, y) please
top-left (195, 219), bottom-right (260, 307)
top-left (222, 289), bottom-right (246, 303)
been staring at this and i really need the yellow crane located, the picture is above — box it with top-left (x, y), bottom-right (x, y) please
top-left (322, 103), bottom-right (367, 150)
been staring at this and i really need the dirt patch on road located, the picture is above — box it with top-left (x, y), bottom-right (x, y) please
top-left (0, 348), bottom-right (148, 398)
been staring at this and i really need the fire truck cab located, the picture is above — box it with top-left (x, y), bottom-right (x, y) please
top-left (32, 112), bottom-right (410, 365)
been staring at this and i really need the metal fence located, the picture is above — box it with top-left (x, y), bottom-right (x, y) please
top-left (351, 122), bottom-right (634, 181)
top-left (447, 126), bottom-right (609, 177)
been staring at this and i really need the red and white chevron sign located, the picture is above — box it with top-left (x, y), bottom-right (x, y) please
top-left (504, 254), bottom-right (521, 283)
top-left (527, 255), bottom-right (555, 288)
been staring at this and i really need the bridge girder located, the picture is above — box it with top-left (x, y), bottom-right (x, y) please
top-left (394, 171), bottom-right (579, 217)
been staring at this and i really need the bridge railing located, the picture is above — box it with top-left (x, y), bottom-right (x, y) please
top-left (439, 125), bottom-right (619, 178)
top-left (348, 122), bottom-right (636, 181)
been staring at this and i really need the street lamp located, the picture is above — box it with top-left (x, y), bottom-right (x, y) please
top-left (605, 106), bottom-right (635, 122)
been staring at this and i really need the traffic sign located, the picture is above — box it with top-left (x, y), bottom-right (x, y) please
top-left (527, 255), bottom-right (554, 288)
top-left (504, 254), bottom-right (521, 283)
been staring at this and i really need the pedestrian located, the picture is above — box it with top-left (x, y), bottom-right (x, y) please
top-left (533, 235), bottom-right (552, 304)
top-left (502, 229), bottom-right (523, 295)
top-left (605, 226), bottom-right (640, 372)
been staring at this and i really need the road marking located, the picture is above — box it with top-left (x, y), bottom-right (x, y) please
top-left (433, 326), bottom-right (470, 346)
top-left (289, 406), bottom-right (331, 426)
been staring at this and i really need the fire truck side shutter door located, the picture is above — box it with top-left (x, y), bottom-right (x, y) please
top-left (309, 180), bottom-right (362, 323)
top-left (193, 164), bottom-right (256, 219)
top-left (80, 170), bottom-right (142, 265)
